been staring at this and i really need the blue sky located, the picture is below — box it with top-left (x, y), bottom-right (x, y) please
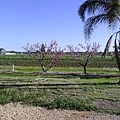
top-left (0, 0), bottom-right (119, 52)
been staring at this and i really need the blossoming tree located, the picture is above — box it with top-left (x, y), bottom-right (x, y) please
top-left (23, 40), bottom-right (65, 72)
top-left (68, 42), bottom-right (101, 74)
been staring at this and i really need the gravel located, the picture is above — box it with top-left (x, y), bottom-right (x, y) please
top-left (0, 103), bottom-right (120, 120)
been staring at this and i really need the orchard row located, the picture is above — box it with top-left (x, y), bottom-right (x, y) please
top-left (0, 58), bottom-right (117, 68)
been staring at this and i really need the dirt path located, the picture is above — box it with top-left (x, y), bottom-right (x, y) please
top-left (0, 103), bottom-right (119, 120)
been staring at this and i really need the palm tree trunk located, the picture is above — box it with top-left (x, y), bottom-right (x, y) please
top-left (118, 74), bottom-right (120, 84)
top-left (118, 29), bottom-right (120, 84)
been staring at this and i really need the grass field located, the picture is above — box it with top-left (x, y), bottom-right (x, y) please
top-left (0, 54), bottom-right (117, 68)
top-left (0, 66), bottom-right (120, 115)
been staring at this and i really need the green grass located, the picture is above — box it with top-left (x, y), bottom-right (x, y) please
top-left (0, 54), bottom-right (117, 67)
top-left (0, 66), bottom-right (120, 115)
top-left (0, 65), bottom-right (119, 74)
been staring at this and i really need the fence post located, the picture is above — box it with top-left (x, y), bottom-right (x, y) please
top-left (12, 64), bottom-right (14, 71)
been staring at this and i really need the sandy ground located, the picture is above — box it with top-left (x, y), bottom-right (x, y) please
top-left (0, 103), bottom-right (120, 120)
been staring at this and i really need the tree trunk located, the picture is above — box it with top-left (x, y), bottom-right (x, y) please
top-left (83, 65), bottom-right (87, 74)
top-left (118, 70), bottom-right (120, 84)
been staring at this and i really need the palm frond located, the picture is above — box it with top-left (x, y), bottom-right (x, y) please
top-left (102, 35), bottom-right (113, 59)
top-left (105, 0), bottom-right (120, 28)
top-left (78, 0), bottom-right (112, 22)
top-left (114, 35), bottom-right (120, 71)
top-left (78, 0), bottom-right (120, 39)
top-left (102, 30), bottom-right (120, 59)
top-left (84, 14), bottom-right (109, 39)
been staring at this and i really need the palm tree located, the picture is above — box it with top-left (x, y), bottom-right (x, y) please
top-left (78, 0), bottom-right (120, 39)
top-left (78, 0), bottom-right (120, 83)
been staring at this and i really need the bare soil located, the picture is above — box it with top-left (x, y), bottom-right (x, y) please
top-left (93, 99), bottom-right (120, 111)
top-left (0, 103), bottom-right (120, 120)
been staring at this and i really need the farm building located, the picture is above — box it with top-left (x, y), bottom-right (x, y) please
top-left (0, 48), bottom-right (6, 55)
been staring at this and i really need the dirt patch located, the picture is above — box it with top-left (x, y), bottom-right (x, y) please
top-left (0, 103), bottom-right (120, 120)
top-left (93, 99), bottom-right (120, 110)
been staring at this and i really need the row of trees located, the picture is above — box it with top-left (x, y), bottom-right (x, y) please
top-left (24, 0), bottom-right (120, 83)
top-left (23, 40), bottom-right (100, 74)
